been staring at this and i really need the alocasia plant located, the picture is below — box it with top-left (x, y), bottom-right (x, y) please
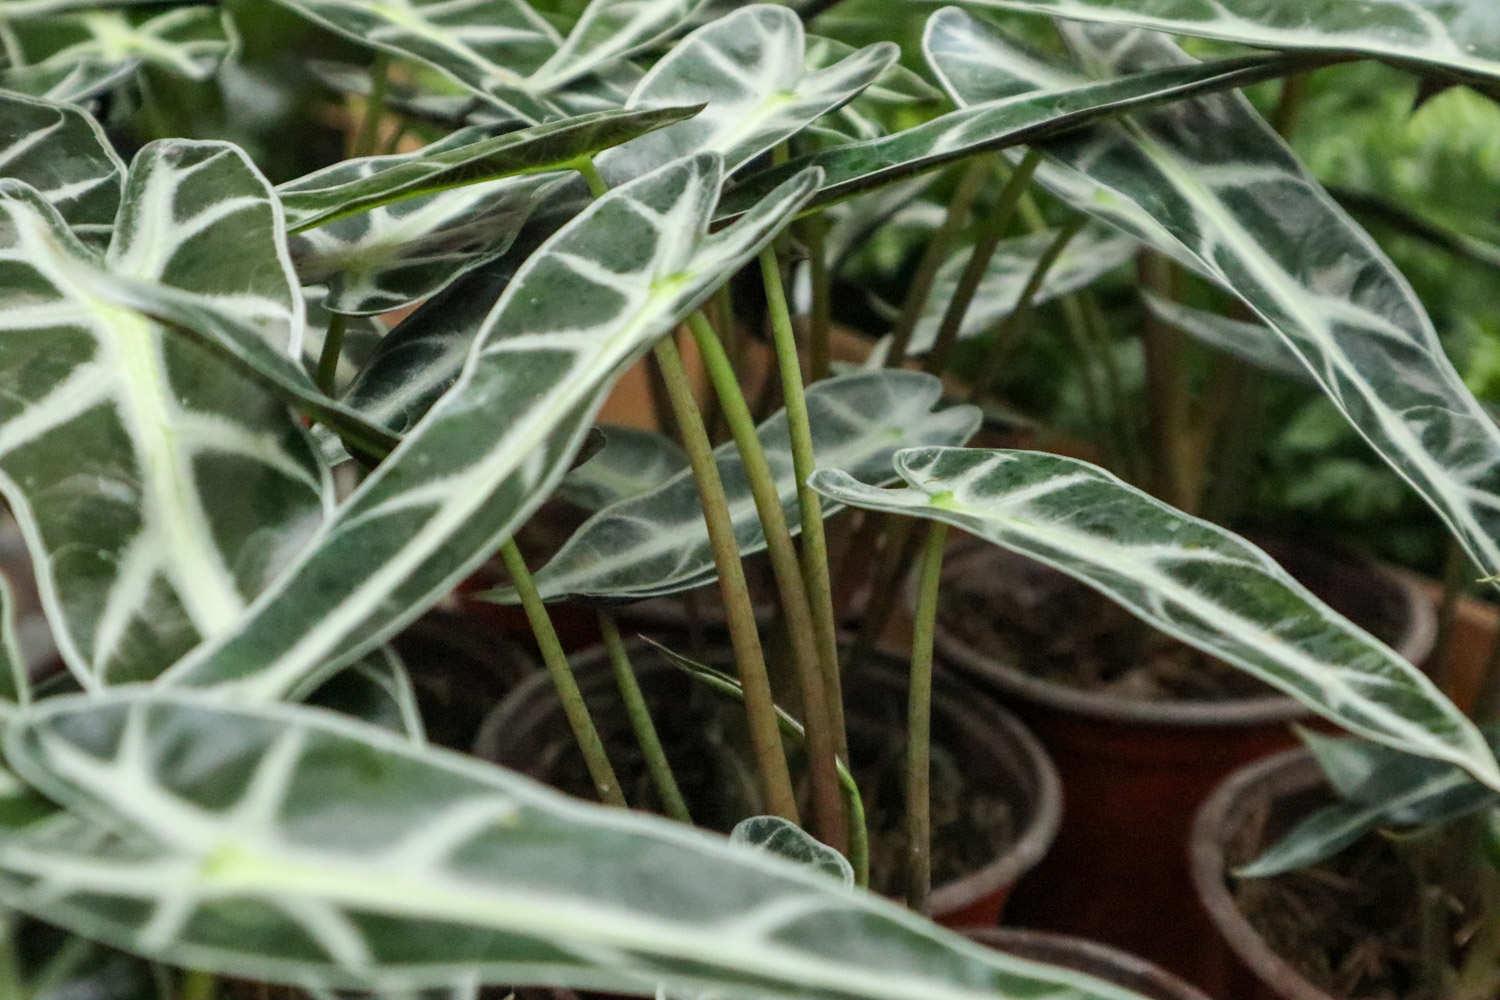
top-left (1, 0), bottom-right (1499, 996)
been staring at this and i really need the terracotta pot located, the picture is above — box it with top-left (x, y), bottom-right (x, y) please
top-left (476, 637), bottom-right (1061, 928)
top-left (1189, 749), bottom-right (1334, 1000)
top-left (930, 540), bottom-right (1436, 983)
top-left (966, 927), bottom-right (1214, 1000)
top-left (1405, 568), bottom-right (1500, 714)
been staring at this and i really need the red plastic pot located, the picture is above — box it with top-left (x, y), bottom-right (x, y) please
top-left (1189, 749), bottom-right (1337, 1000)
top-left (966, 927), bottom-right (1214, 1000)
top-left (476, 637), bottom-right (1060, 928)
top-left (931, 540), bottom-right (1436, 983)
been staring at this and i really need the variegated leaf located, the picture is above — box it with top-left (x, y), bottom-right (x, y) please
top-left (599, 5), bottom-right (898, 181)
top-left (159, 154), bottom-right (822, 701)
top-left (308, 647), bottom-right (426, 743)
top-left (0, 0), bottom-right (159, 17)
top-left (960, 0), bottom-right (1500, 85)
top-left (0, 689), bottom-right (1149, 1000)
top-left (264, 0), bottom-right (563, 123)
top-left (730, 815), bottom-right (853, 886)
top-left (804, 34), bottom-right (944, 143)
top-left (282, 129), bottom-right (557, 316)
top-left (0, 141), bottom-right (330, 688)
top-left (1242, 728), bottom-right (1500, 877)
top-left (529, 0), bottom-right (713, 93)
top-left (266, 0), bottom-right (650, 123)
top-left (0, 89), bottom-right (122, 243)
top-left (0, 60), bottom-right (136, 107)
top-left (558, 425), bottom-right (688, 511)
top-left (277, 106), bottom-right (701, 233)
top-left (0, 6), bottom-right (235, 92)
top-left (1141, 292), bottom-right (1311, 383)
top-left (509, 371), bottom-right (981, 603)
top-left (902, 222), bottom-right (1135, 355)
top-left (809, 446), bottom-right (1500, 789)
top-left (717, 42), bottom-right (1306, 217)
top-left (930, 12), bottom-right (1500, 585)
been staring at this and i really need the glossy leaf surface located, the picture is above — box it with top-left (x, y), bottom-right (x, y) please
top-left (926, 8), bottom-right (1500, 584)
top-left (160, 154), bottom-right (821, 700)
top-left (809, 446), bottom-right (1500, 788)
top-left (0, 689), bottom-right (1149, 1000)
top-left (0, 141), bottom-right (329, 688)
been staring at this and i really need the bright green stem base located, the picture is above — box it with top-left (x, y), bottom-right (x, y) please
top-left (907, 521), bottom-right (949, 912)
top-left (500, 540), bottom-right (625, 808)
top-left (599, 613), bottom-right (692, 823)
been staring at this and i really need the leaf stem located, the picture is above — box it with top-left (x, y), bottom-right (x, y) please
top-left (598, 613), bottom-right (691, 823)
top-left (924, 151), bottom-right (1041, 376)
top-left (970, 216), bottom-right (1086, 401)
top-left (500, 540), bottom-right (625, 807)
top-left (315, 312), bottom-right (348, 396)
top-left (1137, 251), bottom-right (1196, 511)
top-left (759, 249), bottom-right (850, 766)
top-left (687, 310), bottom-right (847, 848)
top-left (182, 970), bottom-right (216, 1000)
top-left (354, 54), bottom-right (390, 158)
top-left (803, 214), bottom-right (833, 381)
top-left (574, 155), bottom-right (611, 199)
top-left (651, 336), bottom-right (800, 822)
top-left (907, 520), bottom-right (949, 912)
top-left (887, 157), bottom-right (991, 366)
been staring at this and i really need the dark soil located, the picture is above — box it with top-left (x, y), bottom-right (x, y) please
top-left (1225, 787), bottom-right (1486, 1000)
top-left (938, 537), bottom-right (1412, 704)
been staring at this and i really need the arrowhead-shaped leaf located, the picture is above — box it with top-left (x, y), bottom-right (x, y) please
top-left (809, 446), bottom-right (1500, 790)
top-left (718, 33), bottom-right (1305, 217)
top-left (558, 426), bottom-right (689, 511)
top-left (0, 90), bottom-right (122, 243)
top-left (509, 371), bottom-right (980, 603)
top-left (903, 223), bottom-right (1135, 356)
top-left (0, 689), bottom-right (1151, 1000)
top-left (1242, 728), bottom-right (1500, 877)
top-left (159, 154), bottom-right (822, 701)
top-left (0, 139), bottom-right (332, 688)
top-left (600, 5), bottom-right (899, 180)
top-left (961, 0), bottom-right (1500, 86)
top-left (925, 9), bottom-right (1500, 586)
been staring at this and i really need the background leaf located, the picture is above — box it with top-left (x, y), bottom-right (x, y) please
top-left (512, 370), bottom-right (980, 602)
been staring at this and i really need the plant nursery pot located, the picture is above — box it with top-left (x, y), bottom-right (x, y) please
top-left (1189, 749), bottom-right (1335, 1000)
top-left (931, 538), bottom-right (1436, 983)
top-left (476, 637), bottom-right (1061, 928)
top-left (965, 927), bottom-right (1214, 1000)
top-left (1405, 567), bottom-right (1500, 714)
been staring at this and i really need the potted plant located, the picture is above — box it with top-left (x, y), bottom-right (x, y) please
top-left (1192, 733), bottom-right (1500, 1000)
top-left (0, 1), bottom-right (1498, 998)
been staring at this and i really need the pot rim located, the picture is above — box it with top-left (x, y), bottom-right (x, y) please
top-left (476, 637), bottom-right (1063, 923)
top-left (1188, 747), bottom-right (1333, 1000)
top-left (962, 927), bottom-right (1214, 1000)
top-left (930, 542), bottom-right (1438, 729)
